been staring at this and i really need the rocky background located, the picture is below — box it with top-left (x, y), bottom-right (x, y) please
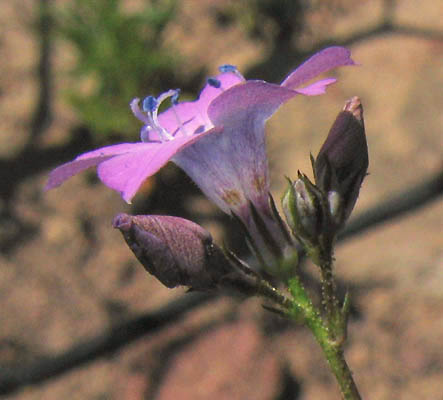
top-left (0, 1), bottom-right (442, 399)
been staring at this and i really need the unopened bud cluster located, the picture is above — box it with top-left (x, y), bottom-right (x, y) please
top-left (282, 97), bottom-right (368, 264)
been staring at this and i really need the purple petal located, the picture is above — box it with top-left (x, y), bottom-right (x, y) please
top-left (98, 128), bottom-right (220, 203)
top-left (173, 128), bottom-right (249, 214)
top-left (45, 156), bottom-right (113, 191)
top-left (199, 70), bottom-right (245, 104)
top-left (294, 78), bottom-right (337, 95)
top-left (76, 142), bottom-right (152, 160)
top-left (45, 142), bottom-right (152, 191)
top-left (281, 46), bottom-right (355, 90)
top-left (174, 81), bottom-right (297, 214)
top-left (208, 81), bottom-right (296, 124)
top-left (158, 71), bottom-right (244, 137)
top-left (158, 101), bottom-right (210, 138)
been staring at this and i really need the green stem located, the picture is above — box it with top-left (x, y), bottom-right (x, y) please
top-left (312, 325), bottom-right (361, 400)
top-left (320, 258), bottom-right (341, 340)
top-left (289, 276), bottom-right (361, 400)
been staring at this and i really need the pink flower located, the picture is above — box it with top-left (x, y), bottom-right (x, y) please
top-left (46, 46), bottom-right (355, 220)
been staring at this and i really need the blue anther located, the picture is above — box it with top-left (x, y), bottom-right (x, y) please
top-left (142, 96), bottom-right (158, 113)
top-left (171, 89), bottom-right (181, 105)
top-left (207, 77), bottom-right (221, 88)
top-left (218, 64), bottom-right (237, 73)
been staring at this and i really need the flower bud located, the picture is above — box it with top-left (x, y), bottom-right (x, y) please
top-left (314, 97), bottom-right (368, 224)
top-left (113, 213), bottom-right (231, 290)
top-left (281, 174), bottom-right (325, 243)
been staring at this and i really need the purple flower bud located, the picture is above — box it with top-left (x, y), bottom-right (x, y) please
top-left (113, 213), bottom-right (231, 290)
top-left (314, 97), bottom-right (368, 223)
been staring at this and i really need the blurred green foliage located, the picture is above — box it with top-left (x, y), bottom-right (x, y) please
top-left (55, 0), bottom-right (319, 141)
top-left (56, 0), bottom-right (179, 140)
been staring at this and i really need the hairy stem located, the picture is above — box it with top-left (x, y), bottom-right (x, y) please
top-left (289, 275), bottom-right (361, 400)
top-left (316, 335), bottom-right (362, 400)
top-left (320, 258), bottom-right (340, 337)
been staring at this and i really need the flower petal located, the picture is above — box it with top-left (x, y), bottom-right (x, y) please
top-left (98, 128), bottom-right (221, 203)
top-left (45, 156), bottom-right (114, 191)
top-left (281, 46), bottom-right (355, 90)
top-left (158, 71), bottom-right (244, 137)
top-left (45, 143), bottom-right (151, 191)
top-left (76, 142), bottom-right (152, 160)
top-left (208, 81), bottom-right (296, 124)
top-left (174, 81), bottom-right (297, 214)
top-left (294, 78), bottom-right (337, 95)
top-left (158, 101), bottom-right (209, 138)
top-left (173, 128), bottom-right (248, 214)
top-left (199, 70), bottom-right (245, 104)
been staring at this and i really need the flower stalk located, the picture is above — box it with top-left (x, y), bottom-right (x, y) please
top-left (288, 272), bottom-right (361, 400)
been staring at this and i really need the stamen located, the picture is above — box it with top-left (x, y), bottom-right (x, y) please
top-left (207, 77), bottom-right (221, 88)
top-left (156, 89), bottom-right (179, 106)
top-left (171, 89), bottom-right (180, 105)
top-left (130, 98), bottom-right (149, 124)
top-left (169, 89), bottom-right (190, 137)
top-left (133, 89), bottom-right (190, 142)
top-left (218, 64), bottom-right (237, 73)
top-left (150, 90), bottom-right (178, 141)
top-left (141, 92), bottom-right (176, 142)
top-left (218, 64), bottom-right (245, 81)
top-left (140, 126), bottom-right (152, 142)
top-left (143, 96), bottom-right (158, 113)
